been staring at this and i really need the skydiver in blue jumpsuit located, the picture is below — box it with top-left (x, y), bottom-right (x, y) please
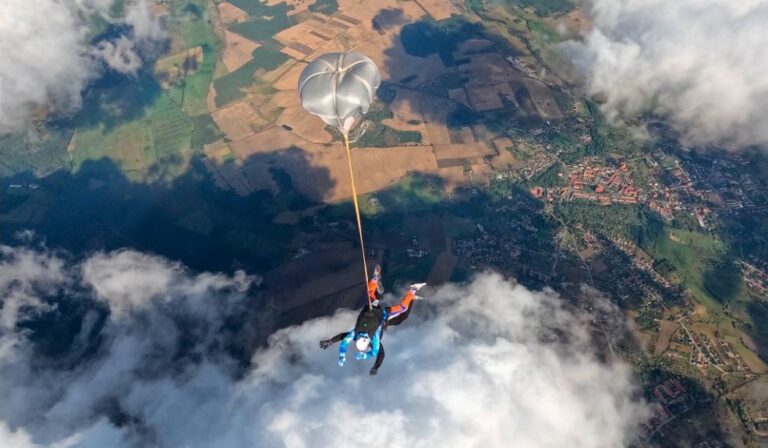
top-left (320, 267), bottom-right (426, 376)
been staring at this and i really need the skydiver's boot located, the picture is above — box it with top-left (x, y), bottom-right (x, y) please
top-left (409, 282), bottom-right (427, 290)
top-left (369, 264), bottom-right (384, 305)
top-left (409, 282), bottom-right (427, 300)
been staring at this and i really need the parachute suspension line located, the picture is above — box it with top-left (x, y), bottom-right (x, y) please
top-left (342, 132), bottom-right (372, 310)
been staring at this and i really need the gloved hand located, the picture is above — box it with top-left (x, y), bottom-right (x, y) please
top-left (369, 366), bottom-right (379, 376)
top-left (319, 339), bottom-right (332, 350)
top-left (355, 352), bottom-right (368, 360)
top-left (338, 354), bottom-right (346, 367)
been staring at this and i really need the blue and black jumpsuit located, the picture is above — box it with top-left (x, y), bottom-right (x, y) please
top-left (322, 278), bottom-right (418, 371)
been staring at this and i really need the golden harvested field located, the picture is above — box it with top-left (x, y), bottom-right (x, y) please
top-left (341, 146), bottom-right (439, 195)
top-left (275, 18), bottom-right (343, 60)
top-left (383, 89), bottom-right (431, 144)
top-left (356, 33), bottom-right (444, 84)
top-left (448, 127), bottom-right (476, 145)
top-left (415, 0), bottom-right (460, 20)
top-left (277, 106), bottom-right (334, 144)
top-left (420, 96), bottom-right (455, 145)
top-left (222, 30), bottom-right (260, 72)
top-left (201, 0), bottom-right (528, 202)
top-left (490, 138), bottom-right (523, 170)
top-left (230, 127), bottom-right (298, 157)
top-left (388, 89), bottom-right (426, 123)
top-left (217, 2), bottom-right (248, 25)
top-left (230, 127), bottom-right (440, 202)
top-left (206, 83), bottom-right (218, 112)
top-left (492, 137), bottom-right (513, 153)
top-left (262, 89), bottom-right (332, 143)
top-left (211, 102), bottom-right (267, 142)
top-left (272, 62), bottom-right (307, 91)
top-left (266, 0), bottom-right (317, 16)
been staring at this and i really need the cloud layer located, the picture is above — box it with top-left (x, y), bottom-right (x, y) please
top-left (0, 246), bottom-right (649, 447)
top-left (0, 0), bottom-right (164, 133)
top-left (562, 0), bottom-right (768, 148)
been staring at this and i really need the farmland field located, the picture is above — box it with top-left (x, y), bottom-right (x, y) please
top-left (654, 320), bottom-right (680, 355)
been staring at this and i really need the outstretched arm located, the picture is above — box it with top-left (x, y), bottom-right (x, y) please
top-left (319, 332), bottom-right (350, 349)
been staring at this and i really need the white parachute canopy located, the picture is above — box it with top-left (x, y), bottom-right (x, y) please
top-left (298, 52), bottom-right (381, 134)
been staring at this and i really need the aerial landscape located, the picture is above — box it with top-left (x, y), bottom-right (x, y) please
top-left (2, 0), bottom-right (768, 446)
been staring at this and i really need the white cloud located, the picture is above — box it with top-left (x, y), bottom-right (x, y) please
top-left (0, 0), bottom-right (165, 133)
top-left (125, 0), bottom-right (166, 42)
top-left (0, 421), bottom-right (35, 448)
top-left (81, 250), bottom-right (250, 320)
top-left (0, 246), bottom-right (650, 447)
top-left (0, 1), bottom-right (94, 132)
top-left (562, 0), bottom-right (768, 148)
top-left (0, 245), bottom-right (66, 331)
top-left (93, 37), bottom-right (144, 75)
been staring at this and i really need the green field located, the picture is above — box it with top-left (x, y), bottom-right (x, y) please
top-left (228, 4), bottom-right (292, 42)
top-left (165, 0), bottom-right (220, 116)
top-left (588, 103), bottom-right (643, 157)
top-left (524, 14), bottom-right (562, 52)
top-left (0, 128), bottom-right (72, 176)
top-left (724, 334), bottom-right (768, 374)
top-left (526, 163), bottom-right (566, 188)
top-left (71, 119), bottom-right (155, 178)
top-left (71, 84), bottom-right (203, 180)
top-left (227, 0), bottom-right (286, 16)
top-left (647, 229), bottom-right (735, 310)
top-left (359, 174), bottom-right (444, 216)
top-left (149, 95), bottom-right (195, 160)
top-left (213, 46), bottom-right (287, 107)
top-left (191, 114), bottom-right (223, 149)
top-left (71, 78), bottom-right (204, 180)
top-left (354, 123), bottom-right (422, 148)
top-left (510, 0), bottom-right (575, 15)
top-left (63, 0), bottom-right (226, 181)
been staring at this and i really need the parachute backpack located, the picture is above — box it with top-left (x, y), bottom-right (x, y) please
top-left (354, 306), bottom-right (384, 338)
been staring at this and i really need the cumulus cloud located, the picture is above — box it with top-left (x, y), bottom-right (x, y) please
top-left (0, 246), bottom-right (650, 447)
top-left (0, 245), bottom-right (66, 332)
top-left (562, 0), bottom-right (768, 148)
top-left (0, 0), bottom-right (165, 133)
top-left (124, 0), bottom-right (166, 42)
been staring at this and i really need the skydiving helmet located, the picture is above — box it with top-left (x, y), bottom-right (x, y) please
top-left (355, 334), bottom-right (371, 352)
